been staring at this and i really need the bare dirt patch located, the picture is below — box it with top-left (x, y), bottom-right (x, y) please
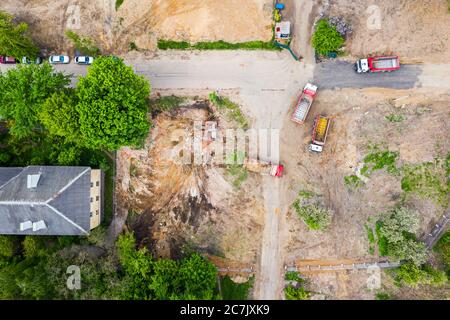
top-left (0, 0), bottom-right (273, 54)
top-left (281, 88), bottom-right (450, 299)
top-left (115, 101), bottom-right (265, 267)
top-left (320, 0), bottom-right (450, 63)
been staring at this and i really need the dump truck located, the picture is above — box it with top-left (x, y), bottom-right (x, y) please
top-left (244, 158), bottom-right (284, 177)
top-left (355, 56), bottom-right (400, 73)
top-left (291, 83), bottom-right (318, 124)
top-left (309, 115), bottom-right (331, 153)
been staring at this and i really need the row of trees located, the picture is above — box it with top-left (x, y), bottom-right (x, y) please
top-left (0, 233), bottom-right (218, 300)
top-left (0, 56), bottom-right (150, 163)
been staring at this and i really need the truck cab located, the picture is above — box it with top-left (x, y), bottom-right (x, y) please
top-left (354, 59), bottom-right (370, 74)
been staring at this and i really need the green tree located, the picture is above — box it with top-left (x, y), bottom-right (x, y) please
top-left (76, 56), bottom-right (151, 150)
top-left (0, 11), bottom-right (39, 59)
top-left (379, 207), bottom-right (428, 266)
top-left (39, 89), bottom-right (80, 143)
top-left (311, 19), bottom-right (345, 55)
top-left (394, 262), bottom-right (447, 288)
top-left (0, 235), bottom-right (21, 258)
top-left (0, 63), bottom-right (70, 138)
top-left (177, 253), bottom-right (218, 300)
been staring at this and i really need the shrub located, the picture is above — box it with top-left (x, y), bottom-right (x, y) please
top-left (292, 192), bottom-right (333, 231)
top-left (0, 236), bottom-right (20, 258)
top-left (284, 285), bottom-right (310, 300)
top-left (65, 30), bottom-right (101, 57)
top-left (394, 263), bottom-right (447, 287)
top-left (311, 19), bottom-right (345, 55)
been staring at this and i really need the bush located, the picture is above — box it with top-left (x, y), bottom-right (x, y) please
top-left (284, 285), bottom-right (310, 300)
top-left (394, 263), bottom-right (447, 287)
top-left (220, 276), bottom-right (253, 300)
top-left (311, 19), bottom-right (345, 56)
top-left (292, 192), bottom-right (333, 231)
top-left (378, 207), bottom-right (428, 266)
top-left (65, 30), bottom-right (101, 57)
top-left (434, 230), bottom-right (450, 276)
top-left (0, 236), bottom-right (20, 258)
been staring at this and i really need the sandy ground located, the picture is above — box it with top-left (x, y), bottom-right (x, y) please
top-left (322, 0), bottom-right (450, 63)
top-left (280, 88), bottom-right (450, 299)
top-left (0, 0), bottom-right (273, 54)
top-left (115, 0), bottom-right (273, 51)
top-left (115, 104), bottom-right (266, 265)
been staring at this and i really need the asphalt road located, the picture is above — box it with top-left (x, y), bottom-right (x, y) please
top-left (313, 61), bottom-right (422, 90)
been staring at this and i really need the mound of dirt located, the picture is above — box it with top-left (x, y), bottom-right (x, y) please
top-left (116, 105), bottom-right (265, 263)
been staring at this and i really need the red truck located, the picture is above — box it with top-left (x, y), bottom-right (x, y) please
top-left (355, 56), bottom-right (400, 74)
top-left (244, 158), bottom-right (284, 178)
top-left (291, 83), bottom-right (318, 124)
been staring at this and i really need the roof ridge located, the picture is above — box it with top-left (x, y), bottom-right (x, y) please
top-left (46, 203), bottom-right (89, 235)
top-left (45, 168), bottom-right (90, 204)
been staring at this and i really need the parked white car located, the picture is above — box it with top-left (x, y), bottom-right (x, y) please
top-left (75, 56), bottom-right (94, 65)
top-left (48, 55), bottom-right (70, 64)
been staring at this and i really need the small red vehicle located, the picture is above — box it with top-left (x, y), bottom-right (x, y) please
top-left (0, 56), bottom-right (17, 64)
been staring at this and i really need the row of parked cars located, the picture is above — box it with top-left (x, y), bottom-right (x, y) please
top-left (0, 55), bottom-right (94, 65)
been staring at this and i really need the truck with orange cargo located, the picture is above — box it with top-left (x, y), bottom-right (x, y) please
top-left (291, 83), bottom-right (318, 124)
top-left (309, 115), bottom-right (331, 153)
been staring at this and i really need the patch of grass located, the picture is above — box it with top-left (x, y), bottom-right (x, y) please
top-left (157, 39), bottom-right (190, 50)
top-left (344, 175), bottom-right (363, 189)
top-left (434, 230), bottom-right (450, 277)
top-left (209, 92), bottom-right (249, 129)
top-left (375, 221), bottom-right (389, 257)
top-left (284, 285), bottom-right (310, 300)
top-left (157, 39), bottom-right (279, 51)
top-left (363, 150), bottom-right (400, 175)
top-left (385, 114), bottom-right (405, 123)
top-left (149, 95), bottom-right (186, 113)
top-left (226, 152), bottom-right (248, 189)
top-left (292, 192), bottom-right (333, 231)
top-left (115, 0), bottom-right (124, 10)
top-left (220, 276), bottom-right (253, 300)
top-left (285, 271), bottom-right (304, 282)
top-left (102, 154), bottom-right (115, 226)
top-left (65, 30), bottom-right (101, 57)
top-left (401, 157), bottom-right (450, 207)
top-left (298, 190), bottom-right (314, 199)
top-left (129, 42), bottom-right (138, 51)
top-left (376, 292), bottom-right (394, 300)
top-left (365, 224), bottom-right (376, 254)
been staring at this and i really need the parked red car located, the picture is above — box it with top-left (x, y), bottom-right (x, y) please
top-left (0, 56), bottom-right (16, 64)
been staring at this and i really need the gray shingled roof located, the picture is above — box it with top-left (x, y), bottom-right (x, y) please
top-left (0, 166), bottom-right (92, 235)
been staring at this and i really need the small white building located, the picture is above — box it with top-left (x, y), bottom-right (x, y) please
top-left (275, 21), bottom-right (291, 40)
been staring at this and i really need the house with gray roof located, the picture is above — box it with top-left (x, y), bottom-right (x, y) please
top-left (0, 166), bottom-right (104, 235)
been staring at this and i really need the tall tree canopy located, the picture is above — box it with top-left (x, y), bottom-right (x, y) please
top-left (39, 89), bottom-right (80, 143)
top-left (0, 63), bottom-right (70, 138)
top-left (0, 11), bottom-right (39, 59)
top-left (76, 56), bottom-right (151, 150)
